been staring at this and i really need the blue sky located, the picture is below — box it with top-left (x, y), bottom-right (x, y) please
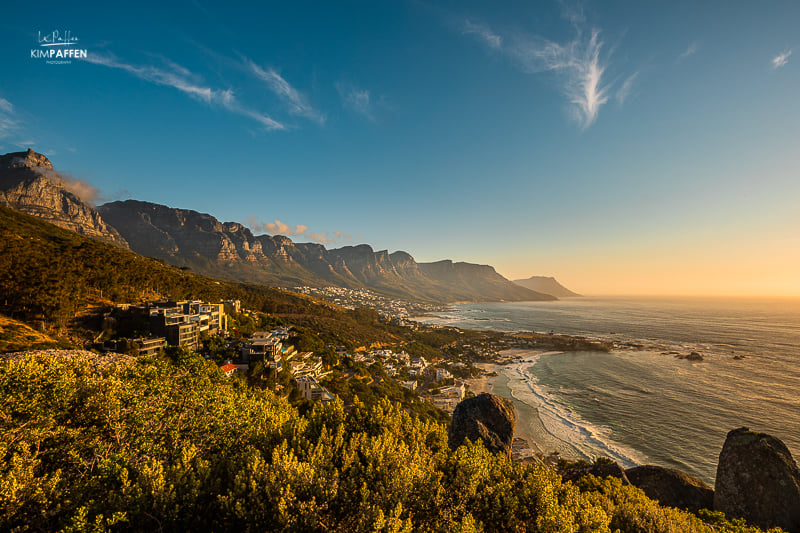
top-left (2, 1), bottom-right (799, 296)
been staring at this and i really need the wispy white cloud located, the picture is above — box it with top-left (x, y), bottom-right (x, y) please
top-left (559, 1), bottom-right (586, 28)
top-left (461, 14), bottom-right (630, 129)
top-left (616, 72), bottom-right (638, 105)
top-left (0, 109), bottom-right (16, 140)
top-left (307, 230), bottom-right (352, 245)
top-left (0, 97), bottom-right (12, 114)
top-left (462, 20), bottom-right (502, 50)
top-left (508, 29), bottom-right (611, 129)
top-left (243, 59), bottom-right (325, 124)
top-left (336, 82), bottom-right (374, 120)
top-left (0, 96), bottom-right (23, 146)
top-left (40, 169), bottom-right (103, 204)
top-left (772, 49), bottom-right (792, 69)
top-left (679, 42), bottom-right (699, 61)
top-left (248, 216), bottom-right (304, 236)
top-left (83, 52), bottom-right (285, 130)
top-left (247, 216), bottom-right (351, 245)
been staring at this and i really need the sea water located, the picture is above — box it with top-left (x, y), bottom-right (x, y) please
top-left (418, 296), bottom-right (800, 485)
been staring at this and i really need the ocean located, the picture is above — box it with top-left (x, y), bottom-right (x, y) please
top-left (417, 296), bottom-right (800, 486)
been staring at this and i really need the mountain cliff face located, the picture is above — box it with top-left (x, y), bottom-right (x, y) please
top-left (1, 150), bottom-right (554, 303)
top-left (97, 200), bottom-right (327, 287)
top-left (513, 276), bottom-right (581, 298)
top-left (98, 200), bottom-right (553, 303)
top-left (419, 261), bottom-right (556, 302)
top-left (0, 149), bottom-right (128, 247)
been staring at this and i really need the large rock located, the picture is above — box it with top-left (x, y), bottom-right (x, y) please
top-left (714, 427), bottom-right (800, 532)
top-left (449, 393), bottom-right (516, 457)
top-left (561, 462), bottom-right (631, 485)
top-left (626, 465), bottom-right (713, 513)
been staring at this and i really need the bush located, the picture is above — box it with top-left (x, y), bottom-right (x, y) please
top-left (0, 353), bottom-right (774, 532)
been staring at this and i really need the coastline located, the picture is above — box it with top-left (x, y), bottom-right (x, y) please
top-left (464, 348), bottom-right (537, 395)
top-left (465, 349), bottom-right (555, 460)
top-left (465, 348), bottom-right (646, 467)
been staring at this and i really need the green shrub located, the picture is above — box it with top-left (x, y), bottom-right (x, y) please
top-left (0, 353), bottom-right (774, 532)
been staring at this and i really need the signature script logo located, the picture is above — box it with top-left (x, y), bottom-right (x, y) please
top-left (37, 30), bottom-right (80, 47)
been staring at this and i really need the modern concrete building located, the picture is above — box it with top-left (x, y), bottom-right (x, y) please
top-left (295, 375), bottom-right (334, 402)
top-left (134, 336), bottom-right (166, 356)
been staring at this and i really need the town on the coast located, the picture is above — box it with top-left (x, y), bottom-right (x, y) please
top-left (93, 289), bottom-right (612, 413)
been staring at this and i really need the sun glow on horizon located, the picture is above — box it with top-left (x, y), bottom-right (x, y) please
top-left (499, 229), bottom-right (800, 299)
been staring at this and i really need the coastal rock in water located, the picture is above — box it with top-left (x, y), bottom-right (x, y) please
top-left (560, 462), bottom-right (631, 485)
top-left (449, 392), bottom-right (516, 457)
top-left (674, 351), bottom-right (704, 361)
top-left (625, 465), bottom-right (713, 513)
top-left (714, 427), bottom-right (800, 533)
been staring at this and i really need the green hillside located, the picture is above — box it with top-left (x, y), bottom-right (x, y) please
top-left (0, 352), bottom-right (768, 532)
top-left (0, 205), bottom-right (405, 347)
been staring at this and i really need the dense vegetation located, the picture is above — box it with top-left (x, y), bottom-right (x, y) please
top-left (0, 353), bottom-right (775, 532)
top-left (0, 206), bottom-right (406, 348)
top-left (0, 206), bottom-right (781, 532)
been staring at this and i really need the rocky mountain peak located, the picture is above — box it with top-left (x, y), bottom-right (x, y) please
top-left (0, 148), bottom-right (54, 170)
top-left (389, 251), bottom-right (414, 263)
top-left (0, 150), bottom-right (128, 247)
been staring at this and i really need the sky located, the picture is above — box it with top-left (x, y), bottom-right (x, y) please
top-left (2, 0), bottom-right (799, 297)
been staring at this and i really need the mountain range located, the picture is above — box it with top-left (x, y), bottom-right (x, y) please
top-left (0, 149), bottom-right (573, 303)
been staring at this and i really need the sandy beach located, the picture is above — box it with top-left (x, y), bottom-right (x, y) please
top-left (464, 349), bottom-right (550, 460)
top-left (463, 362), bottom-right (498, 395)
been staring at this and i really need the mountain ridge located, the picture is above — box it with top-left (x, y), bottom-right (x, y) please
top-left (1, 149), bottom-right (555, 304)
top-left (513, 275), bottom-right (581, 298)
top-left (99, 199), bottom-right (555, 303)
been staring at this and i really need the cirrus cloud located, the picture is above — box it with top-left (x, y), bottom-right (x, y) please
top-left (772, 49), bottom-right (792, 69)
top-left (82, 52), bottom-right (285, 131)
top-left (460, 15), bottom-right (631, 129)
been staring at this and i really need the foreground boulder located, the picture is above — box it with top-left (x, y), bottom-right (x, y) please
top-left (626, 465), bottom-right (713, 513)
top-left (449, 393), bottom-right (516, 457)
top-left (714, 427), bottom-right (800, 532)
top-left (561, 461), bottom-right (630, 485)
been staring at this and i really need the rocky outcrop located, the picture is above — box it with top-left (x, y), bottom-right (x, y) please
top-left (0, 149), bottom-right (128, 247)
top-left (98, 200), bottom-right (259, 263)
top-left (448, 393), bottom-right (516, 457)
top-left (674, 351), bottom-right (704, 361)
top-left (626, 465), bottom-right (713, 513)
top-left (714, 427), bottom-right (800, 532)
top-left (560, 462), bottom-right (631, 485)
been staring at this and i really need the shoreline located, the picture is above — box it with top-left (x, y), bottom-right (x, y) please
top-left (465, 348), bottom-right (646, 467)
top-left (465, 349), bottom-right (555, 460)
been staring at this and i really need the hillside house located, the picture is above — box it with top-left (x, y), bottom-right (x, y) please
top-left (295, 375), bottom-right (334, 403)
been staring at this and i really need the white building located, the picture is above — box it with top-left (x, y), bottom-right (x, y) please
top-left (295, 375), bottom-right (334, 402)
